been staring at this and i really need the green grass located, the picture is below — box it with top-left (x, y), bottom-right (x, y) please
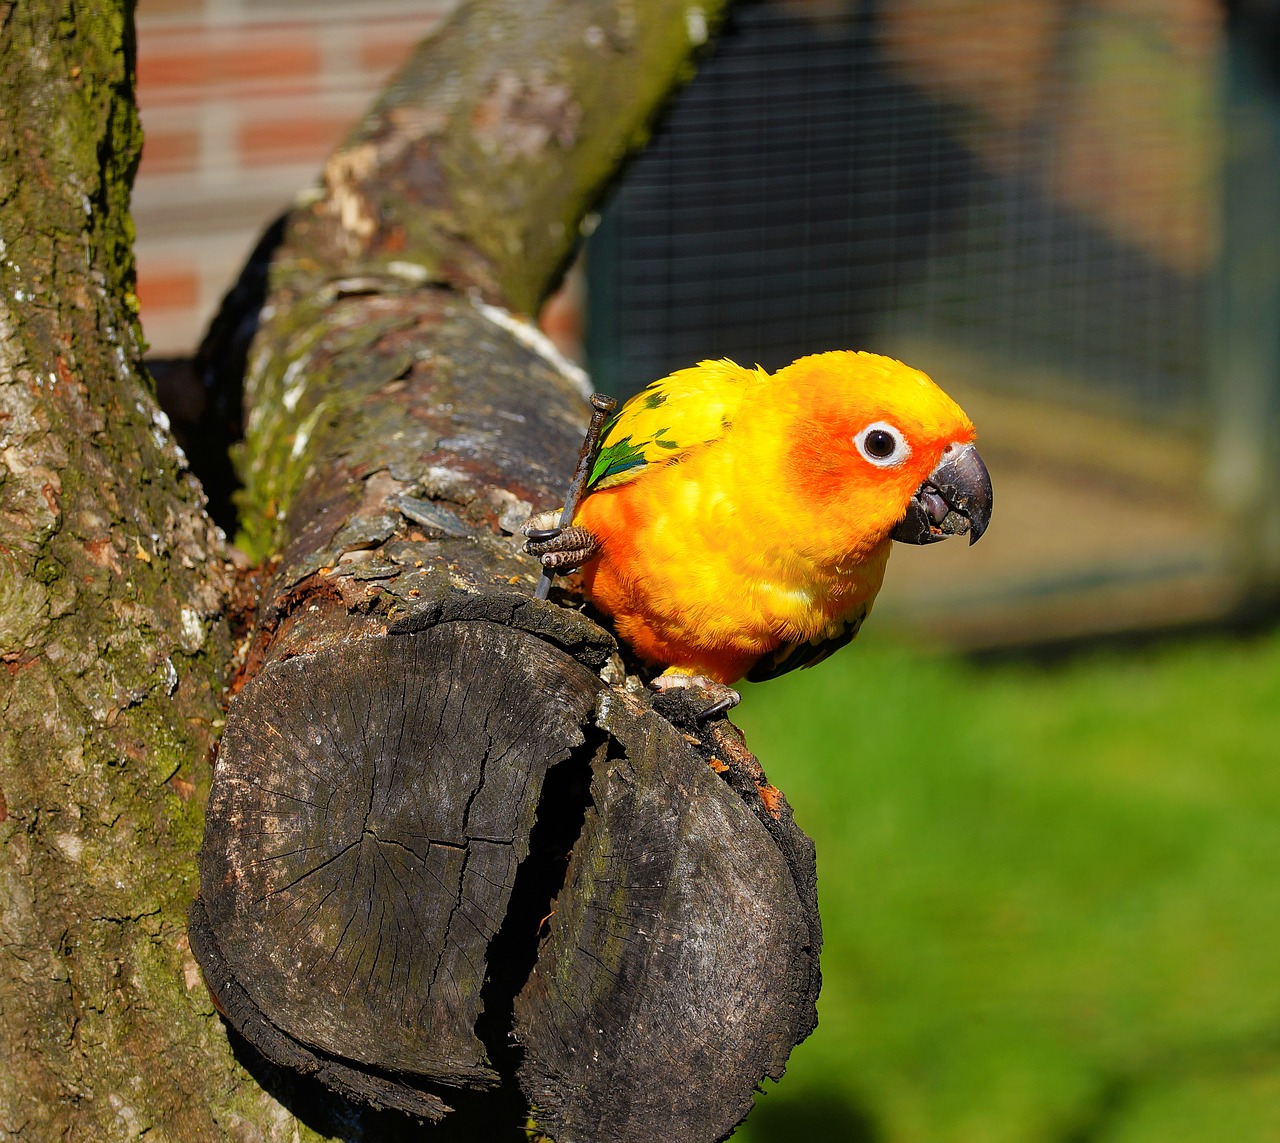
top-left (730, 627), bottom-right (1280, 1143)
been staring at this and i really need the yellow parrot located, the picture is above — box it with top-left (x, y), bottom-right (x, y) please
top-left (526, 351), bottom-right (991, 713)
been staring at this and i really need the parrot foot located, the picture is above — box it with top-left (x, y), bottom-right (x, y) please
top-left (522, 512), bottom-right (601, 572)
top-left (649, 674), bottom-right (741, 723)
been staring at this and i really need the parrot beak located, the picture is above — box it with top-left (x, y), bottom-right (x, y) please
top-left (890, 442), bottom-right (993, 546)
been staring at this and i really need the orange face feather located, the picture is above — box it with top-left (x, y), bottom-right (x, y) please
top-left (572, 351), bottom-right (988, 684)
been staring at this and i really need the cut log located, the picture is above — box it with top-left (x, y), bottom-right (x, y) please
top-left (515, 692), bottom-right (821, 1143)
top-left (193, 619), bottom-right (604, 1120)
top-left (192, 287), bottom-right (822, 1136)
top-left (190, 1), bottom-right (823, 1138)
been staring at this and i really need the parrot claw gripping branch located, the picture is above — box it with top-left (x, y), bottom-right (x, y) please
top-left (526, 391), bottom-right (616, 598)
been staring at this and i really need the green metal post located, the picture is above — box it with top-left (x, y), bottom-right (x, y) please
top-left (1208, 3), bottom-right (1280, 587)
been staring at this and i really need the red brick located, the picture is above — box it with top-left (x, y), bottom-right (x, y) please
top-left (140, 127), bottom-right (199, 174)
top-left (359, 35), bottom-right (419, 76)
top-left (238, 114), bottom-right (355, 166)
top-left (136, 268), bottom-right (200, 313)
top-left (138, 40), bottom-right (322, 91)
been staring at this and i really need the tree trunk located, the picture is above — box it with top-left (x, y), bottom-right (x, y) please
top-left (189, 1), bottom-right (824, 1140)
top-left (0, 3), bottom-right (291, 1138)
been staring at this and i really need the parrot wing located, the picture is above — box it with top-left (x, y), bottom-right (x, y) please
top-left (745, 604), bottom-right (870, 682)
top-left (588, 359), bottom-right (765, 491)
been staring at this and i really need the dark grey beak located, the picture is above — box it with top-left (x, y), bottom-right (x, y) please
top-left (890, 442), bottom-right (993, 546)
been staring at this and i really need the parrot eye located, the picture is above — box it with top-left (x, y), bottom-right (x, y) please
top-left (855, 422), bottom-right (910, 467)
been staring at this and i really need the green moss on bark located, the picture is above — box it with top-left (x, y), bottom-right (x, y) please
top-left (231, 281), bottom-right (429, 559)
top-left (0, 3), bottom-right (301, 1138)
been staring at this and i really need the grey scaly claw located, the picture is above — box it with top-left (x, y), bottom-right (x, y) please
top-left (528, 393), bottom-right (617, 601)
top-left (524, 524), bottom-right (600, 571)
top-left (649, 674), bottom-right (741, 722)
top-left (521, 510), bottom-right (564, 541)
top-left (695, 694), bottom-right (740, 723)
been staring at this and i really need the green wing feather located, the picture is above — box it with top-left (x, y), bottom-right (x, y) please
top-left (588, 359), bottom-right (765, 491)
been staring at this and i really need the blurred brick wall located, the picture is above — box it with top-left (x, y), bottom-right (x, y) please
top-left (134, 0), bottom-right (459, 355)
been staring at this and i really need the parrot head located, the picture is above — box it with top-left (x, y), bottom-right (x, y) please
top-left (771, 350), bottom-right (992, 560)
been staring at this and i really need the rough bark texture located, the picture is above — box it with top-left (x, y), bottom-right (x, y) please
top-left (0, 3), bottom-right (294, 1138)
top-left (279, 0), bottom-right (722, 320)
top-left (189, 1), bottom-right (823, 1139)
top-left (514, 691), bottom-right (820, 1143)
top-left (197, 620), bottom-right (604, 1118)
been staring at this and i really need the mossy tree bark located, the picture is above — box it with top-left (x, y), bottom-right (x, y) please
top-left (0, 2), bottom-right (310, 1139)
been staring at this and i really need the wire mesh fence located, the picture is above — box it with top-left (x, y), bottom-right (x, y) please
top-left (586, 0), bottom-right (1280, 647)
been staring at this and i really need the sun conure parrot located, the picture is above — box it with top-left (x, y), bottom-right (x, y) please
top-left (524, 351), bottom-right (992, 713)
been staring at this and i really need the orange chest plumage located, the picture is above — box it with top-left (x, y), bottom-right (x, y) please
top-left (574, 445), bottom-right (892, 684)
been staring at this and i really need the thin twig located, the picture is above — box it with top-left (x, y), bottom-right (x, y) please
top-left (534, 393), bottom-right (616, 600)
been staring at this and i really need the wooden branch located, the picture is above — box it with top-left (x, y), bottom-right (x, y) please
top-left (191, 2), bottom-right (822, 1138)
top-left (287, 0), bottom-right (726, 315)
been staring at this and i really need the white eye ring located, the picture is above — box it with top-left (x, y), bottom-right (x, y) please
top-left (855, 422), bottom-right (910, 467)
